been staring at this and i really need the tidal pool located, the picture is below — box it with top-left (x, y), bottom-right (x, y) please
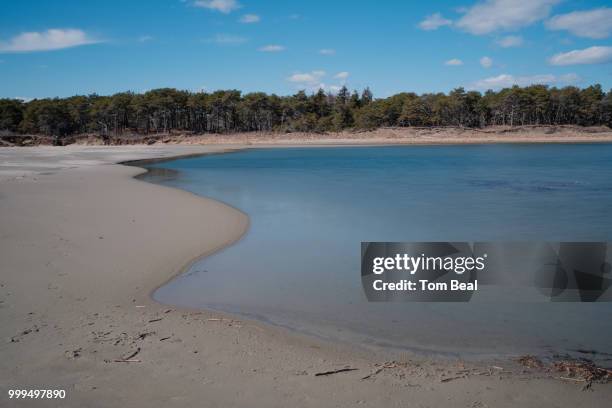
top-left (143, 145), bottom-right (612, 360)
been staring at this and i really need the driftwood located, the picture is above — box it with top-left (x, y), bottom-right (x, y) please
top-left (440, 376), bottom-right (464, 383)
top-left (121, 347), bottom-right (140, 361)
top-left (361, 362), bottom-right (400, 380)
top-left (314, 368), bottom-right (358, 377)
top-left (137, 332), bottom-right (154, 340)
top-left (148, 318), bottom-right (163, 323)
top-left (113, 359), bottom-right (141, 363)
top-left (361, 367), bottom-right (384, 380)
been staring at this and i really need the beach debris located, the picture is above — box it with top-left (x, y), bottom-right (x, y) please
top-left (314, 367), bottom-right (358, 377)
top-left (361, 362), bottom-right (401, 380)
top-left (113, 359), bottom-right (141, 363)
top-left (440, 375), bottom-right (464, 383)
top-left (159, 336), bottom-right (171, 342)
top-left (117, 347), bottom-right (141, 362)
top-left (490, 365), bottom-right (504, 371)
top-left (65, 347), bottom-right (82, 359)
top-left (147, 318), bottom-right (163, 323)
top-left (552, 359), bottom-right (612, 383)
top-left (558, 376), bottom-right (587, 382)
top-left (361, 367), bottom-right (384, 380)
top-left (516, 354), bottom-right (612, 388)
top-left (113, 332), bottom-right (129, 346)
top-left (517, 355), bottom-right (544, 369)
top-left (137, 331), bottom-right (155, 340)
top-left (163, 309), bottom-right (173, 314)
top-left (10, 325), bottom-right (39, 343)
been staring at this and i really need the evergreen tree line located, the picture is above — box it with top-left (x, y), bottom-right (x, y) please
top-left (1, 84), bottom-right (611, 143)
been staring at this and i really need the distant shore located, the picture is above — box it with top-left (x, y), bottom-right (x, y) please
top-left (3, 125), bottom-right (612, 147)
top-left (1, 145), bottom-right (611, 407)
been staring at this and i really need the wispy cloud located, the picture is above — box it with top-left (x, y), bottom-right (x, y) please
top-left (0, 29), bottom-right (100, 53)
top-left (334, 71), bottom-right (349, 80)
top-left (445, 58), bottom-right (463, 66)
top-left (469, 72), bottom-right (579, 90)
top-left (546, 8), bottom-right (612, 39)
top-left (319, 48), bottom-right (335, 55)
top-left (239, 14), bottom-right (260, 23)
top-left (418, 13), bottom-right (452, 30)
top-left (205, 34), bottom-right (247, 45)
top-left (496, 35), bottom-right (523, 48)
top-left (480, 56), bottom-right (493, 68)
top-left (549, 46), bottom-right (612, 66)
top-left (258, 44), bottom-right (285, 52)
top-left (456, 0), bottom-right (559, 35)
top-left (193, 0), bottom-right (240, 13)
top-left (138, 35), bottom-right (154, 42)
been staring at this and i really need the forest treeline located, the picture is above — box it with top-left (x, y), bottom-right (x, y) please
top-left (1, 84), bottom-right (611, 144)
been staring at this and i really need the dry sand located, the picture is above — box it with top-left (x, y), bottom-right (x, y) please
top-left (69, 125), bottom-right (612, 146)
top-left (1, 145), bottom-right (611, 407)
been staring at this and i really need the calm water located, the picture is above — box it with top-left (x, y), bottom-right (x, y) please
top-left (144, 145), bottom-right (612, 360)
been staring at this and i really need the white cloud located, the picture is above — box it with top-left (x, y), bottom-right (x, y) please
top-left (480, 56), bottom-right (493, 68)
top-left (456, 0), bottom-right (559, 35)
top-left (193, 0), bottom-right (240, 13)
top-left (546, 8), bottom-right (612, 39)
top-left (138, 35), bottom-right (153, 42)
top-left (239, 14), bottom-right (260, 23)
top-left (205, 34), bottom-right (247, 45)
top-left (0, 29), bottom-right (100, 53)
top-left (288, 70), bottom-right (326, 84)
top-left (258, 44), bottom-right (285, 52)
top-left (496, 35), bottom-right (523, 47)
top-left (319, 48), bottom-right (336, 55)
top-left (419, 13), bottom-right (452, 30)
top-left (287, 70), bottom-right (350, 92)
top-left (470, 72), bottom-right (579, 90)
top-left (445, 58), bottom-right (463, 66)
top-left (549, 46), bottom-right (612, 65)
top-left (334, 71), bottom-right (349, 79)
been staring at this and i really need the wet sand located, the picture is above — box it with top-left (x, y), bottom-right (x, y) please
top-left (1, 145), bottom-right (610, 407)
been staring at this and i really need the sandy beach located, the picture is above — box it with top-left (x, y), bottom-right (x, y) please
top-left (1, 144), bottom-right (611, 407)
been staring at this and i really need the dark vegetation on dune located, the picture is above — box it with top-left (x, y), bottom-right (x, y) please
top-left (1, 84), bottom-right (611, 145)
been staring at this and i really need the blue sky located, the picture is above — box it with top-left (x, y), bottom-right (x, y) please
top-left (1, 0), bottom-right (611, 99)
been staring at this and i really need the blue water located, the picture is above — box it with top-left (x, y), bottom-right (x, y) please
top-left (144, 145), bottom-right (612, 360)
